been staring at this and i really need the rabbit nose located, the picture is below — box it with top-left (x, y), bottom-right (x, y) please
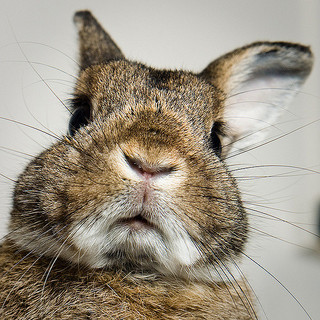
top-left (125, 154), bottom-right (174, 179)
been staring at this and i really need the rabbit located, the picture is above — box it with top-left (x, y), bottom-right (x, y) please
top-left (0, 10), bottom-right (313, 320)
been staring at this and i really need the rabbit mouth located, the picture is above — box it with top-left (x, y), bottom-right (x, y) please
top-left (117, 214), bottom-right (157, 231)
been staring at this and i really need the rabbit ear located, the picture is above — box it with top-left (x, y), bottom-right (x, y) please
top-left (74, 11), bottom-right (124, 70)
top-left (200, 42), bottom-right (313, 151)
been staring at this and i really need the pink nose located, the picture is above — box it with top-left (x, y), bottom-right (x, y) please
top-left (125, 154), bottom-right (174, 179)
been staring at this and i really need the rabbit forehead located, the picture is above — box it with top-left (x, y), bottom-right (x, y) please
top-left (75, 60), bottom-right (224, 124)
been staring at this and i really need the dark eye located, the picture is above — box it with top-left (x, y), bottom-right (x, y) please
top-left (68, 107), bottom-right (91, 136)
top-left (210, 125), bottom-right (222, 157)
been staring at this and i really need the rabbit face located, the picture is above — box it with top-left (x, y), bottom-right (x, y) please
top-left (10, 60), bottom-right (246, 280)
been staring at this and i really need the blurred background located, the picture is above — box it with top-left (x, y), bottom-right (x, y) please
top-left (0, 0), bottom-right (319, 319)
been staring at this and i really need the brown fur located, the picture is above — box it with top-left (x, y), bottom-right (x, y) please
top-left (0, 10), bottom-right (313, 320)
top-left (0, 242), bottom-right (254, 319)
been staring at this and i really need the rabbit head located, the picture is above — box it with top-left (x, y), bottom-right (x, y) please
top-left (8, 11), bottom-right (313, 280)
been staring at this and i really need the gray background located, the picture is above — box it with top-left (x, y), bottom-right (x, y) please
top-left (0, 1), bottom-right (319, 319)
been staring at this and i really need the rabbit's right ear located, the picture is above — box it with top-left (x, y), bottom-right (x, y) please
top-left (200, 42), bottom-right (313, 152)
top-left (74, 11), bottom-right (124, 70)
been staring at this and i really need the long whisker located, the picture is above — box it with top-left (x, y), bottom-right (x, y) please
top-left (230, 258), bottom-right (270, 320)
top-left (226, 116), bottom-right (320, 160)
top-left (242, 251), bottom-right (313, 320)
top-left (7, 23), bottom-right (73, 114)
top-left (226, 87), bottom-right (318, 100)
top-left (0, 116), bottom-right (60, 140)
top-left (0, 145), bottom-right (34, 158)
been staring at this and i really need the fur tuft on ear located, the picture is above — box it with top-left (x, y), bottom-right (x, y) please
top-left (74, 11), bottom-right (124, 70)
top-left (200, 42), bottom-right (313, 151)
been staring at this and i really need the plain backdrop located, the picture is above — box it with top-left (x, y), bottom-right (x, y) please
top-left (0, 1), bottom-right (319, 319)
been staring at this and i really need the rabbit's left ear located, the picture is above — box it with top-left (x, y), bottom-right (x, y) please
top-left (200, 42), bottom-right (313, 151)
top-left (74, 11), bottom-right (124, 70)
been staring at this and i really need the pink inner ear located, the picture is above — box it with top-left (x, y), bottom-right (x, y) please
top-left (222, 74), bottom-right (302, 151)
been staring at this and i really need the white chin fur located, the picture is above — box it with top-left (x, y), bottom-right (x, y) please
top-left (69, 209), bottom-right (242, 283)
top-left (10, 209), bottom-right (242, 283)
top-left (70, 212), bottom-right (201, 271)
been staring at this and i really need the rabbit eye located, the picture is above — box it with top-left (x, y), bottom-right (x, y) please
top-left (210, 125), bottom-right (222, 157)
top-left (68, 107), bottom-right (91, 136)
